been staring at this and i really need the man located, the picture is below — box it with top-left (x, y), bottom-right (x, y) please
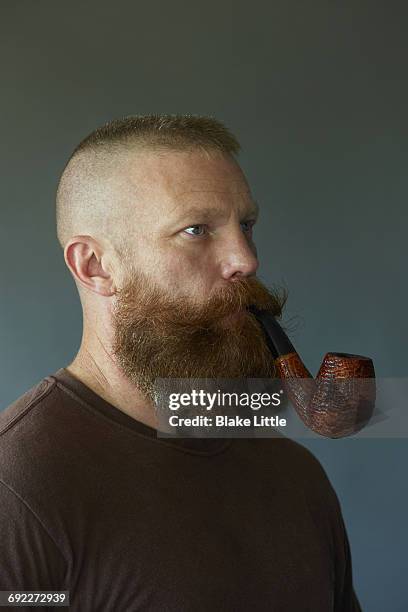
top-left (0, 114), bottom-right (361, 610)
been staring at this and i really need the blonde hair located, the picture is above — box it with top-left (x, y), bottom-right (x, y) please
top-left (69, 113), bottom-right (240, 158)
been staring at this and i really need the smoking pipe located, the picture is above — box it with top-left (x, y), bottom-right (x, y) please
top-left (248, 306), bottom-right (376, 438)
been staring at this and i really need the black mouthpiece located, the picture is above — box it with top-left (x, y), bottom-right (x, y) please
top-left (248, 305), bottom-right (296, 359)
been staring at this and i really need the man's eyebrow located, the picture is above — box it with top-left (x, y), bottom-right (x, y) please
top-left (250, 200), bottom-right (260, 218)
top-left (173, 201), bottom-right (260, 222)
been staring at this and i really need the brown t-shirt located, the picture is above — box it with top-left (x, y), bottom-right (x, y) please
top-left (0, 368), bottom-right (361, 611)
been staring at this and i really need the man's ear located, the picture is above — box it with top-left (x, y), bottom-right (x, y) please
top-left (64, 235), bottom-right (116, 297)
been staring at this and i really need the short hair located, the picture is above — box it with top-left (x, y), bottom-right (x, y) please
top-left (56, 114), bottom-right (241, 251)
top-left (69, 113), bottom-right (240, 160)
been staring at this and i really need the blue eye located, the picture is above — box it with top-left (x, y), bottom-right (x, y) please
top-left (184, 225), bottom-right (207, 236)
top-left (183, 220), bottom-right (255, 238)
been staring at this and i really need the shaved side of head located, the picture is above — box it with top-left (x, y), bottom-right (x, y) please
top-left (55, 114), bottom-right (241, 276)
top-left (56, 147), bottom-right (134, 262)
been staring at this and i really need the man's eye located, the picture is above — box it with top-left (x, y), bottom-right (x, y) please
top-left (183, 220), bottom-right (255, 238)
top-left (241, 220), bottom-right (255, 233)
top-left (183, 225), bottom-right (207, 237)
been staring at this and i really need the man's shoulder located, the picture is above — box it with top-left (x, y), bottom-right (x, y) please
top-left (0, 373), bottom-right (93, 485)
top-left (0, 377), bottom-right (57, 438)
top-left (0, 372), bottom-right (106, 522)
top-left (0, 377), bottom-right (62, 501)
top-left (237, 434), bottom-right (328, 474)
top-left (0, 376), bottom-right (63, 473)
top-left (233, 436), bottom-right (338, 508)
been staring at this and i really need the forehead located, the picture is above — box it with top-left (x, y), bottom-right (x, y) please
top-left (124, 149), bottom-right (252, 206)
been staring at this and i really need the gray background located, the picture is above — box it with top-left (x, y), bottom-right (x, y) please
top-left (1, 1), bottom-right (407, 609)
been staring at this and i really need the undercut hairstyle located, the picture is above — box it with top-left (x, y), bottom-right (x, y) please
top-left (56, 114), bottom-right (241, 254)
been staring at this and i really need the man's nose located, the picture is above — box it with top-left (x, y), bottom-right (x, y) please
top-left (218, 230), bottom-right (259, 280)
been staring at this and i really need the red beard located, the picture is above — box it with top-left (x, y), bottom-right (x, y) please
top-left (111, 271), bottom-right (287, 402)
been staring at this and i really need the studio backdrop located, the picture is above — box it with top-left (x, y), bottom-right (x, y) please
top-left (1, 2), bottom-right (407, 610)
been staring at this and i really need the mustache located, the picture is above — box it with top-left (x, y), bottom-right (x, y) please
top-left (114, 274), bottom-right (287, 330)
top-left (197, 276), bottom-right (285, 322)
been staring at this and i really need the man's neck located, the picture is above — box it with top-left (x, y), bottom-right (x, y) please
top-left (66, 350), bottom-right (159, 430)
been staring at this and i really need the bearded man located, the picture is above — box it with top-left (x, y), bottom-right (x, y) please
top-left (0, 114), bottom-right (361, 611)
